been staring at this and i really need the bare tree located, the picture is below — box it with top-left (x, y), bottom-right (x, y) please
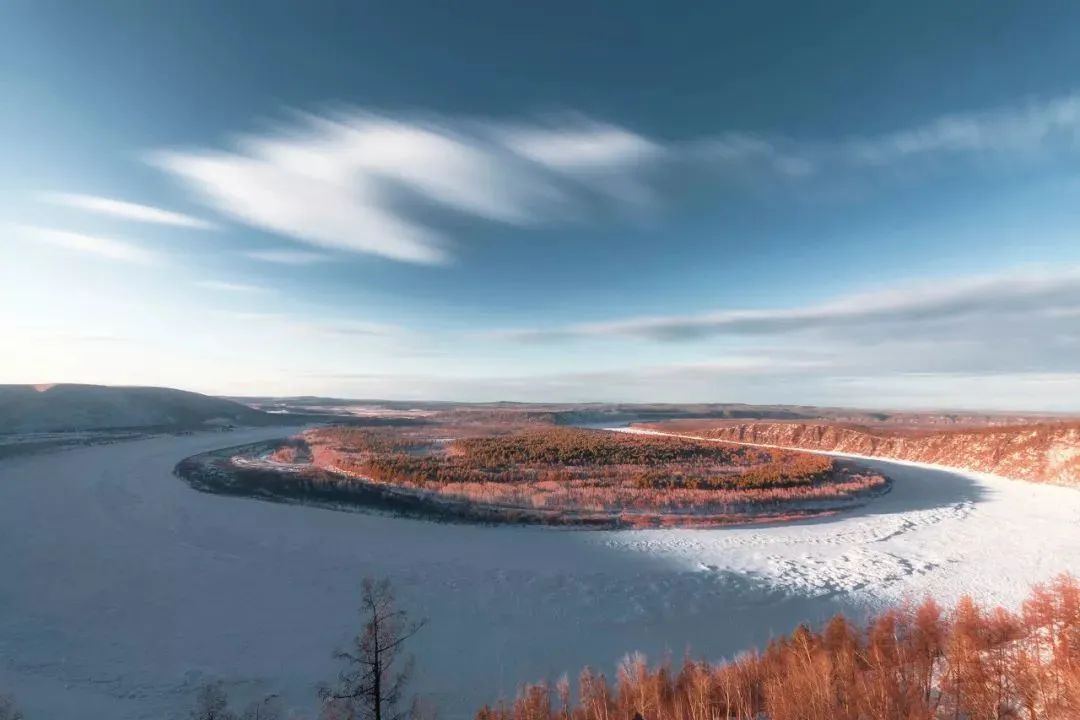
top-left (240, 693), bottom-right (284, 720)
top-left (189, 683), bottom-right (285, 720)
top-left (321, 578), bottom-right (426, 720)
top-left (190, 681), bottom-right (236, 720)
top-left (0, 694), bottom-right (23, 720)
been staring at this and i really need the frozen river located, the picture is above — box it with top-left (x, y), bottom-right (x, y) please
top-left (2, 428), bottom-right (1079, 719)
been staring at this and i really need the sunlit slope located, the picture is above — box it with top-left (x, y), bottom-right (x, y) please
top-left (644, 420), bottom-right (1080, 487)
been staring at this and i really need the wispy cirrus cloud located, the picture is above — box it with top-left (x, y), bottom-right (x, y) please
top-left (42, 193), bottom-right (218, 230)
top-left (688, 133), bottom-right (817, 177)
top-left (245, 248), bottom-right (330, 265)
top-left (216, 310), bottom-right (399, 336)
top-left (498, 119), bottom-right (666, 206)
top-left (18, 225), bottom-right (159, 264)
top-left (502, 122), bottom-right (663, 171)
top-left (149, 113), bottom-right (661, 264)
top-left (842, 93), bottom-right (1080, 165)
top-left (495, 268), bottom-right (1080, 342)
top-left (145, 92), bottom-right (1080, 265)
top-left (196, 280), bottom-right (268, 293)
top-left (687, 91), bottom-right (1080, 178)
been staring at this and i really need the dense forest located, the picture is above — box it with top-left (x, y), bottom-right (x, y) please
top-left (320, 426), bottom-right (840, 488)
top-left (478, 575), bottom-right (1080, 720)
top-left (288, 425), bottom-right (888, 526)
top-left (638, 420), bottom-right (1080, 487)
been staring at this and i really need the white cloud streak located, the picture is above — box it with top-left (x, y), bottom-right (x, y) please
top-left (496, 268), bottom-right (1080, 342)
top-left (245, 249), bottom-right (330, 265)
top-left (499, 120), bottom-right (665, 206)
top-left (196, 280), bottom-right (267, 293)
top-left (500, 120), bottom-right (663, 172)
top-left (843, 93), bottom-right (1080, 165)
top-left (18, 225), bottom-right (159, 264)
top-left (689, 92), bottom-right (1080, 178)
top-left (144, 93), bottom-right (1080, 265)
top-left (149, 113), bottom-right (661, 264)
top-left (689, 133), bottom-right (817, 177)
top-left (42, 193), bottom-right (218, 230)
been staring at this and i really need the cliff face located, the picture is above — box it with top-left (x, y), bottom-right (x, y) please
top-left (688, 422), bottom-right (1080, 487)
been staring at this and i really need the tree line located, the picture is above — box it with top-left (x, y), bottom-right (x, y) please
top-left (478, 574), bottom-right (1080, 720)
top-left (5, 575), bottom-right (1078, 718)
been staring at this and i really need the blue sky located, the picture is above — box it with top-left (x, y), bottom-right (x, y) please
top-left (3, 2), bottom-right (1080, 409)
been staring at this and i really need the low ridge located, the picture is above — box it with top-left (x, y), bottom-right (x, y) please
top-left (0, 383), bottom-right (270, 433)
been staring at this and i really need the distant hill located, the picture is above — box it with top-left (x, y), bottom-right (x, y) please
top-left (232, 396), bottom-right (1066, 428)
top-left (0, 384), bottom-right (271, 433)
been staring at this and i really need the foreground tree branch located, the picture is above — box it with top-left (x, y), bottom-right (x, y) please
top-left (321, 578), bottom-right (427, 720)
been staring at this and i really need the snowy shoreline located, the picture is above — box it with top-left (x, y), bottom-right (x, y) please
top-left (2, 427), bottom-right (1079, 719)
top-left (611, 425), bottom-right (1021, 488)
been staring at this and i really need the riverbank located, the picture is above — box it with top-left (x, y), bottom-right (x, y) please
top-left (173, 429), bottom-right (892, 529)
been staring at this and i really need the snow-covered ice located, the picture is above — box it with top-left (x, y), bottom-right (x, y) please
top-left (1, 428), bottom-right (1079, 719)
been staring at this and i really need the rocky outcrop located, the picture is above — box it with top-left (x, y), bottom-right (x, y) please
top-left (672, 422), bottom-right (1080, 487)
